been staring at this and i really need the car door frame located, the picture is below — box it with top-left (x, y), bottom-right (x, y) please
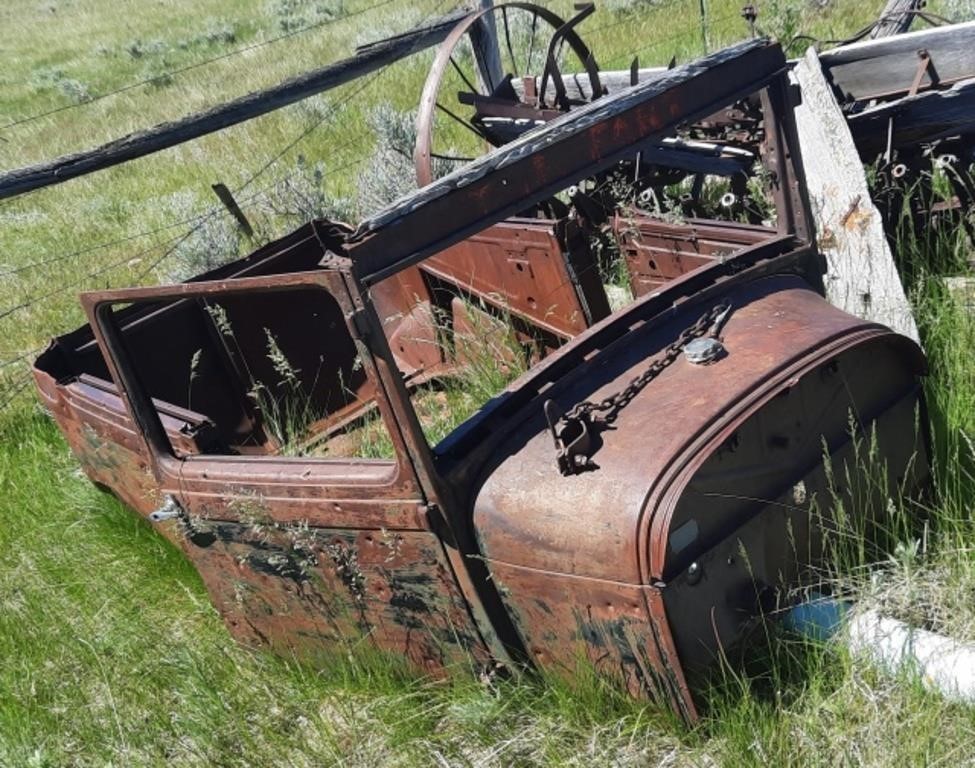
top-left (80, 267), bottom-right (504, 668)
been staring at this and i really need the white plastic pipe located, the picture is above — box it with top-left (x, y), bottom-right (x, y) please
top-left (785, 598), bottom-right (975, 705)
top-left (847, 609), bottom-right (975, 704)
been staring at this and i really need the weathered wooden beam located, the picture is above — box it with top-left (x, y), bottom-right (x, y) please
top-left (529, 21), bottom-right (974, 106)
top-left (791, 47), bottom-right (919, 342)
top-left (848, 78), bottom-right (975, 156)
top-left (869, 0), bottom-right (924, 39)
top-left (820, 20), bottom-right (975, 103)
top-left (643, 137), bottom-right (754, 176)
top-left (349, 39), bottom-right (785, 285)
top-left (0, 7), bottom-right (470, 201)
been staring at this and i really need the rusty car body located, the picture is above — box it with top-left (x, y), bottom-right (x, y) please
top-left (33, 39), bottom-right (929, 721)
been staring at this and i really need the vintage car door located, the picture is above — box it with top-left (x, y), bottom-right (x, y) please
top-left (81, 270), bottom-right (490, 672)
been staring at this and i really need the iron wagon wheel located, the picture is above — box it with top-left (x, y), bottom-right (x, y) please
top-left (414, 1), bottom-right (604, 187)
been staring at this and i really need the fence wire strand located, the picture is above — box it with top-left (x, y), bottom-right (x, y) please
top-left (0, 0), bottom-right (402, 134)
top-left (0, 0), bottom-right (454, 411)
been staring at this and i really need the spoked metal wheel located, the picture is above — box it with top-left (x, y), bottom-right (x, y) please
top-left (414, 2), bottom-right (604, 186)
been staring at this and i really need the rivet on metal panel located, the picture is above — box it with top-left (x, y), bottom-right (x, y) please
top-left (793, 480), bottom-right (808, 505)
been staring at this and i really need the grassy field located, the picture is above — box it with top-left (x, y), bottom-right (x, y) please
top-left (2, 0), bottom-right (975, 765)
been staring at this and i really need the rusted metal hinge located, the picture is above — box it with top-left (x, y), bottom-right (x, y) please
top-left (421, 502), bottom-right (456, 547)
top-left (348, 308), bottom-right (373, 340)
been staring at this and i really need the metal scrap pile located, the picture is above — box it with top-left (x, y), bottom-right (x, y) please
top-left (415, 7), bottom-right (975, 341)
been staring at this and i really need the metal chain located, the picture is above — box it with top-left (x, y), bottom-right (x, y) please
top-left (564, 300), bottom-right (731, 425)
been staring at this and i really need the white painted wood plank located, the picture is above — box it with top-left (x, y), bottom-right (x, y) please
top-left (512, 67), bottom-right (668, 102)
top-left (791, 47), bottom-right (919, 342)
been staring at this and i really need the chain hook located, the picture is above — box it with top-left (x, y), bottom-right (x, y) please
top-left (710, 300), bottom-right (732, 338)
top-left (546, 300), bottom-right (733, 476)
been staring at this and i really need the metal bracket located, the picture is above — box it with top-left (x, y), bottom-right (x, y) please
top-left (908, 49), bottom-right (938, 97)
top-left (544, 399), bottom-right (594, 476)
top-left (348, 307), bottom-right (373, 341)
top-left (421, 503), bottom-right (456, 548)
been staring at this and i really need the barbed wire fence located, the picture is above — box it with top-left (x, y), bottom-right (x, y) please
top-left (0, 0), bottom-right (403, 136)
top-left (0, 0), bottom-right (458, 410)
